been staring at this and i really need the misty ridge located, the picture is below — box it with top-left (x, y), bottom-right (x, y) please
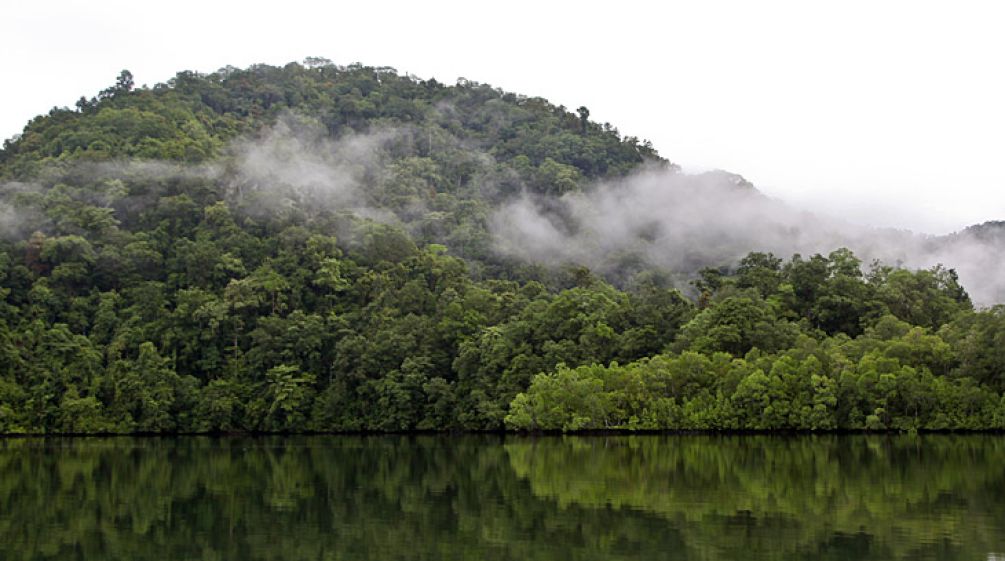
top-left (2, 112), bottom-right (1003, 304)
top-left (204, 115), bottom-right (1005, 306)
top-left (489, 167), bottom-right (1005, 305)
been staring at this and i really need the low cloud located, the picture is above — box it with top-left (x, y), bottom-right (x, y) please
top-left (225, 114), bottom-right (402, 223)
top-left (489, 167), bottom-right (1005, 305)
top-left (4, 116), bottom-right (1002, 304)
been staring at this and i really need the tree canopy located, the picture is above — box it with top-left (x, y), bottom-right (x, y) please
top-left (0, 61), bottom-right (1001, 433)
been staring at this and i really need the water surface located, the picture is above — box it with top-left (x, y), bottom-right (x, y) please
top-left (1, 435), bottom-right (1003, 560)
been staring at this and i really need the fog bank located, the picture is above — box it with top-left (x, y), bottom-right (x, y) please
top-left (489, 167), bottom-right (1005, 305)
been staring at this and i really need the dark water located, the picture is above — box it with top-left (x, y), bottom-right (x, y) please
top-left (1, 435), bottom-right (1004, 560)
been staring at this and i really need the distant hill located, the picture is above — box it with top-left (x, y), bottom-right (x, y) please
top-left (956, 220), bottom-right (1005, 243)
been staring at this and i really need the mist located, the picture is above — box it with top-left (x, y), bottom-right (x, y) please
top-left (0, 115), bottom-right (409, 237)
top-left (3, 114), bottom-right (1002, 305)
top-left (489, 167), bottom-right (1005, 305)
top-left (226, 114), bottom-right (401, 223)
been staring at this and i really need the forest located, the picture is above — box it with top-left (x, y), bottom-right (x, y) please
top-left (0, 60), bottom-right (1003, 433)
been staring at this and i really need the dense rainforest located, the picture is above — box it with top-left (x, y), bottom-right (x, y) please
top-left (0, 60), bottom-right (1003, 433)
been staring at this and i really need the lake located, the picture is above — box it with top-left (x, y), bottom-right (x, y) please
top-left (1, 435), bottom-right (1003, 560)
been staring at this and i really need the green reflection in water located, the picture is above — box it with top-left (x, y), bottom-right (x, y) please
top-left (1, 435), bottom-right (1003, 560)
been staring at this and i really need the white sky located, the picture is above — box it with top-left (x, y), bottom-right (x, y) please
top-left (2, 0), bottom-right (1004, 234)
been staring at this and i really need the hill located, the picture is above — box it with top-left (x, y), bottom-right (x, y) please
top-left (0, 60), bottom-right (1003, 433)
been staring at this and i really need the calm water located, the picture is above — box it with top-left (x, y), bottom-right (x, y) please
top-left (1, 435), bottom-right (1003, 560)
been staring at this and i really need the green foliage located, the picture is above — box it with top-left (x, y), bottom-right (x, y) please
top-left (506, 314), bottom-right (1001, 431)
top-left (673, 294), bottom-right (799, 355)
top-left (0, 61), bottom-right (1000, 433)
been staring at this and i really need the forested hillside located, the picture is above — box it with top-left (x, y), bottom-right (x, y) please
top-left (0, 60), bottom-right (1002, 433)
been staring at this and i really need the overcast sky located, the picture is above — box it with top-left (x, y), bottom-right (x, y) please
top-left (3, 0), bottom-right (1003, 234)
